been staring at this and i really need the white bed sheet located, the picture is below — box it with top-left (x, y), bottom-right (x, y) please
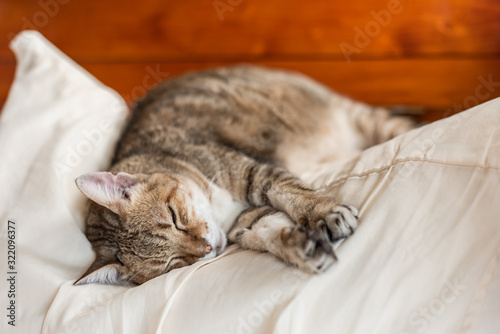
top-left (1, 31), bottom-right (499, 334)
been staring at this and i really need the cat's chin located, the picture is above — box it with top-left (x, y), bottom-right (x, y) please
top-left (200, 250), bottom-right (218, 261)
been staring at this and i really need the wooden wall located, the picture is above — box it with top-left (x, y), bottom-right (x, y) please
top-left (1, 0), bottom-right (500, 121)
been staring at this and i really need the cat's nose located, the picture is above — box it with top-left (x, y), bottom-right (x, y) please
top-left (205, 244), bottom-right (212, 254)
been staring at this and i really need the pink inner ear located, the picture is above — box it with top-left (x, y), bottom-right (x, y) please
top-left (76, 172), bottom-right (140, 213)
top-left (79, 172), bottom-right (138, 191)
top-left (115, 173), bottom-right (139, 188)
top-left (89, 173), bottom-right (114, 187)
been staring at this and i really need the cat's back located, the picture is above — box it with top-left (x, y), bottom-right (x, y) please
top-left (131, 64), bottom-right (334, 130)
top-left (115, 65), bottom-right (339, 161)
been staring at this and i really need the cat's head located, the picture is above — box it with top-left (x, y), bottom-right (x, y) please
top-left (73, 171), bottom-right (226, 285)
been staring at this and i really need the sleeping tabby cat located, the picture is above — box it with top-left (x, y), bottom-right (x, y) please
top-left (74, 65), bottom-right (415, 285)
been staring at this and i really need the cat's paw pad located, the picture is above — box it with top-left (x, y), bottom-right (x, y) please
top-left (318, 204), bottom-right (359, 241)
top-left (281, 226), bottom-right (337, 273)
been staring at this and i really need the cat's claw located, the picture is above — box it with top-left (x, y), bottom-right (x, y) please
top-left (300, 200), bottom-right (359, 242)
top-left (282, 225), bottom-right (337, 274)
top-left (322, 204), bottom-right (359, 241)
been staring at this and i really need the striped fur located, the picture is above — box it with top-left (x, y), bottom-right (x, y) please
top-left (75, 65), bottom-right (415, 285)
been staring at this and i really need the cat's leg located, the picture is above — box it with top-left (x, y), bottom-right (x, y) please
top-left (210, 148), bottom-right (359, 241)
top-left (230, 161), bottom-right (359, 242)
top-left (228, 206), bottom-right (337, 273)
top-left (344, 102), bottom-right (418, 148)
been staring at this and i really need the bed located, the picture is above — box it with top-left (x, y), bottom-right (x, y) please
top-left (1, 31), bottom-right (499, 334)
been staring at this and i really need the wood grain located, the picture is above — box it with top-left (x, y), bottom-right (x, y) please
top-left (79, 59), bottom-right (500, 122)
top-left (1, 0), bottom-right (500, 121)
top-left (2, 58), bottom-right (499, 121)
top-left (1, 0), bottom-right (500, 62)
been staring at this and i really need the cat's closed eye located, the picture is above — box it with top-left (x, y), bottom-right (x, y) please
top-left (168, 205), bottom-right (176, 225)
top-left (168, 205), bottom-right (188, 233)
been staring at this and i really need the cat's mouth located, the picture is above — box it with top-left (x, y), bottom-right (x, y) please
top-left (215, 230), bottom-right (226, 253)
top-left (201, 230), bottom-right (226, 260)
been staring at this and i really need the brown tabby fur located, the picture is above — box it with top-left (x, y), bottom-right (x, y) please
top-left (75, 65), bottom-right (415, 285)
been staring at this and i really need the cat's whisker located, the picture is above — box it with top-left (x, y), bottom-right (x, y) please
top-left (124, 268), bottom-right (145, 286)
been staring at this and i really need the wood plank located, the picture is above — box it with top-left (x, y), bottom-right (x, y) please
top-left (3, 59), bottom-right (500, 122)
top-left (0, 64), bottom-right (15, 108)
top-left (1, 0), bottom-right (500, 62)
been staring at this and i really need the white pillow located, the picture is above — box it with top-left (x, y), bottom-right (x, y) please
top-left (0, 30), bottom-right (128, 333)
top-left (1, 30), bottom-right (498, 334)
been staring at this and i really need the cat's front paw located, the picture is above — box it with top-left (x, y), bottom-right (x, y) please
top-left (324, 204), bottom-right (359, 241)
top-left (306, 202), bottom-right (359, 241)
top-left (281, 225), bottom-right (337, 273)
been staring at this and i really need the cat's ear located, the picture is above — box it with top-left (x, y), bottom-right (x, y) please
top-left (74, 250), bottom-right (130, 286)
top-left (75, 172), bottom-right (140, 215)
